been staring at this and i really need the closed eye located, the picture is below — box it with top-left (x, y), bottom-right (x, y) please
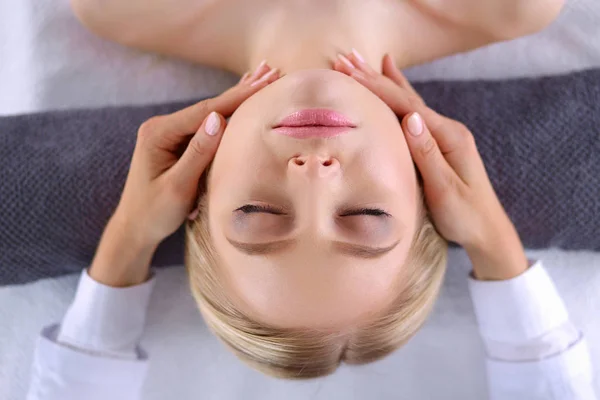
top-left (235, 205), bottom-right (390, 217)
top-left (236, 204), bottom-right (286, 215)
top-left (339, 208), bottom-right (391, 217)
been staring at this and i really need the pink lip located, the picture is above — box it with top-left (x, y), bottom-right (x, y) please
top-left (274, 109), bottom-right (356, 138)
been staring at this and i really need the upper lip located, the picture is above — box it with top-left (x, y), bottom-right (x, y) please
top-left (274, 109), bottom-right (357, 128)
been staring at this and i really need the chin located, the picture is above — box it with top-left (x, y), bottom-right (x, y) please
top-left (264, 69), bottom-right (363, 113)
top-left (282, 68), bottom-right (353, 85)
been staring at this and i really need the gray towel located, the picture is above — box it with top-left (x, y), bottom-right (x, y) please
top-left (1, 69), bottom-right (598, 286)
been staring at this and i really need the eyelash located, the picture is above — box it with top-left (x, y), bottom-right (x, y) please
top-left (236, 205), bottom-right (390, 217)
top-left (339, 208), bottom-right (391, 217)
top-left (236, 204), bottom-right (285, 215)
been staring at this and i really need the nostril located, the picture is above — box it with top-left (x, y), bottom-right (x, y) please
top-left (290, 156), bottom-right (336, 168)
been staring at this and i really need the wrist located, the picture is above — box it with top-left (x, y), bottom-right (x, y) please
top-left (463, 218), bottom-right (529, 281)
top-left (109, 209), bottom-right (160, 250)
top-left (89, 213), bottom-right (159, 287)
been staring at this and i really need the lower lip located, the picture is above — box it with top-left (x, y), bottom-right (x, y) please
top-left (274, 109), bottom-right (355, 138)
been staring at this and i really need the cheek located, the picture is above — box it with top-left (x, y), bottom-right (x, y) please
top-left (359, 131), bottom-right (419, 226)
top-left (364, 136), bottom-right (415, 191)
top-left (210, 123), bottom-right (265, 185)
top-left (374, 119), bottom-right (414, 178)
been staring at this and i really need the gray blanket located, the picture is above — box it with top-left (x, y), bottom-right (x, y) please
top-left (1, 69), bottom-right (599, 285)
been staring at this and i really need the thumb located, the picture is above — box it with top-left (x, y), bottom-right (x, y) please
top-left (167, 111), bottom-right (224, 191)
top-left (402, 112), bottom-right (456, 193)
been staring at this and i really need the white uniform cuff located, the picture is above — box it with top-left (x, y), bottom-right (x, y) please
top-left (486, 338), bottom-right (595, 400)
top-left (57, 269), bottom-right (155, 359)
top-left (468, 261), bottom-right (569, 344)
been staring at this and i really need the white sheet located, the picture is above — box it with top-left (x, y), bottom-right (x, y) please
top-left (0, 0), bottom-right (598, 399)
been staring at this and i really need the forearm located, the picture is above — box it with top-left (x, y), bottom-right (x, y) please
top-left (89, 212), bottom-right (158, 287)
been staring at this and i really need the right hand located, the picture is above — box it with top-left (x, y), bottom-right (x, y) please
top-left (334, 52), bottom-right (529, 280)
top-left (91, 62), bottom-right (281, 287)
top-left (114, 62), bottom-right (280, 246)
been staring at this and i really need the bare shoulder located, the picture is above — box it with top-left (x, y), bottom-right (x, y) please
top-left (69, 0), bottom-right (238, 65)
top-left (387, 0), bottom-right (565, 68)
top-left (410, 0), bottom-right (565, 40)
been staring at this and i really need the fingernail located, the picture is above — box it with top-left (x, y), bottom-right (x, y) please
top-left (407, 113), bottom-right (423, 136)
top-left (205, 112), bottom-right (221, 136)
top-left (351, 48), bottom-right (365, 63)
top-left (252, 59), bottom-right (267, 76)
top-left (338, 54), bottom-right (355, 70)
top-left (239, 72), bottom-right (250, 82)
top-left (251, 68), bottom-right (279, 87)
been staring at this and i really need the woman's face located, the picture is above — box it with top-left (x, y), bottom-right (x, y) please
top-left (207, 69), bottom-right (419, 331)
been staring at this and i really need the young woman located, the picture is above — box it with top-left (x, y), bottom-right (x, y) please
top-left (28, 1), bottom-right (595, 399)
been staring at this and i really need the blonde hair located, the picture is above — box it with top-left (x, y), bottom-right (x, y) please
top-left (185, 189), bottom-right (447, 379)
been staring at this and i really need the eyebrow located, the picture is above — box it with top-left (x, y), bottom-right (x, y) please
top-left (226, 238), bottom-right (400, 259)
top-left (332, 240), bottom-right (400, 259)
top-left (227, 238), bottom-right (296, 255)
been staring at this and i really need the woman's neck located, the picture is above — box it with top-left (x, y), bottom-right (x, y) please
top-left (241, 2), bottom-right (403, 75)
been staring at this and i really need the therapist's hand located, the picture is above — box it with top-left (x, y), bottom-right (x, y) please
top-left (334, 52), bottom-right (528, 280)
top-left (90, 64), bottom-right (281, 286)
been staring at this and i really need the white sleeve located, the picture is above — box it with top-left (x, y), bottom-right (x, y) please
top-left (468, 261), bottom-right (597, 400)
top-left (27, 270), bottom-right (155, 400)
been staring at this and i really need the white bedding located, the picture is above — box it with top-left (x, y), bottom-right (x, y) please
top-left (0, 0), bottom-right (599, 399)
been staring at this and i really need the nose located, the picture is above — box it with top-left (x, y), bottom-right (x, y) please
top-left (288, 154), bottom-right (340, 180)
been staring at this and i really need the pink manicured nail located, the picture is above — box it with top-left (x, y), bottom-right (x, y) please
top-left (407, 113), bottom-right (423, 136)
top-left (338, 54), bottom-right (355, 70)
top-left (251, 68), bottom-right (279, 87)
top-left (205, 112), bottom-right (221, 136)
top-left (239, 72), bottom-right (250, 82)
top-left (351, 48), bottom-right (365, 63)
top-left (251, 60), bottom-right (267, 77)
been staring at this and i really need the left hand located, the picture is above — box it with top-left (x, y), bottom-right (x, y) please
top-left (90, 63), bottom-right (280, 286)
top-left (333, 51), bottom-right (527, 280)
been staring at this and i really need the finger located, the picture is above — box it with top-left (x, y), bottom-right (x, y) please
top-left (336, 54), bottom-right (357, 76)
top-left (167, 111), bottom-right (224, 191)
top-left (332, 58), bottom-right (346, 74)
top-left (402, 112), bottom-right (456, 192)
top-left (239, 72), bottom-right (251, 84)
top-left (423, 114), bottom-right (486, 184)
top-left (249, 59), bottom-right (269, 80)
top-left (155, 66), bottom-right (279, 138)
top-left (350, 70), bottom-right (419, 117)
top-left (381, 54), bottom-right (423, 104)
top-left (240, 60), bottom-right (276, 85)
top-left (346, 48), bottom-right (377, 76)
top-left (347, 64), bottom-right (448, 147)
top-left (250, 68), bottom-right (280, 87)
